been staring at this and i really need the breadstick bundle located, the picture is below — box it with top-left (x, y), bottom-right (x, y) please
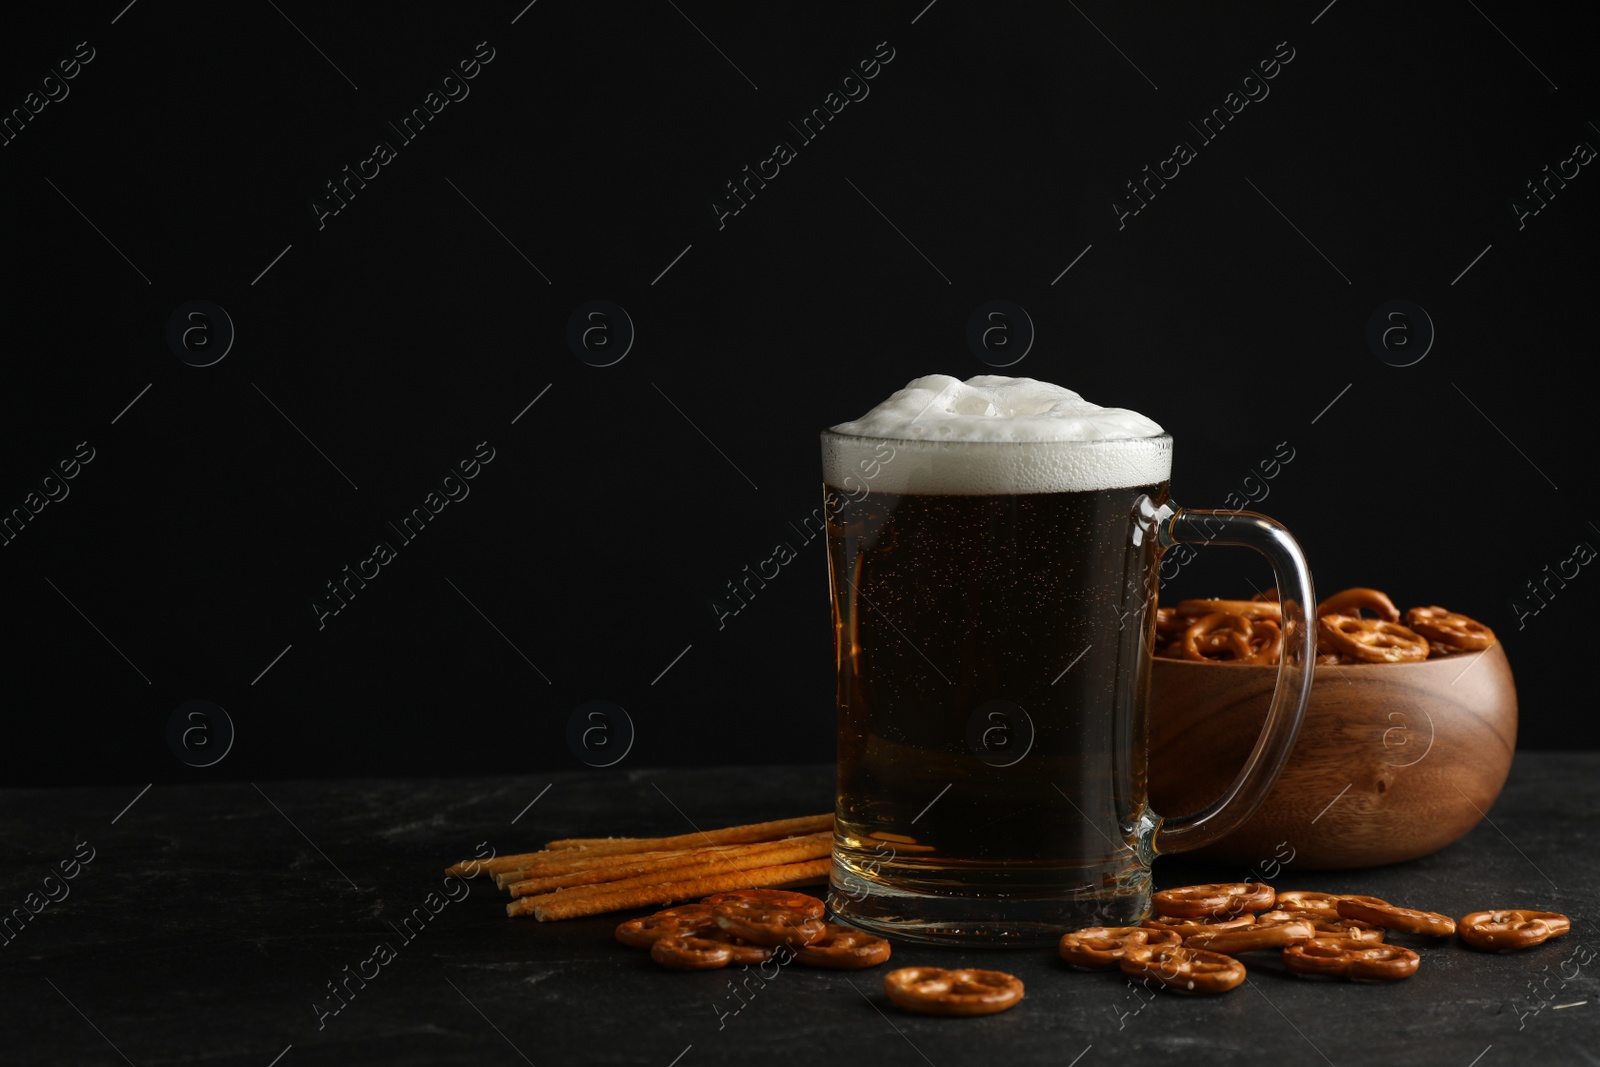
top-left (444, 814), bottom-right (834, 922)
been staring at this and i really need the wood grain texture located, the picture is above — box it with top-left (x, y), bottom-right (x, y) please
top-left (1148, 644), bottom-right (1517, 869)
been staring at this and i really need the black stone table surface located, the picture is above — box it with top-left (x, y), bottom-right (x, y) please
top-left (3, 752), bottom-right (1595, 1066)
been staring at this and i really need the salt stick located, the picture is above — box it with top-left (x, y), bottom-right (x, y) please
top-left (449, 847), bottom-right (693, 879)
top-left (543, 814), bottom-right (832, 854)
top-left (508, 835), bottom-right (830, 907)
top-left (521, 858), bottom-right (833, 921)
top-left (485, 849), bottom-right (705, 888)
top-left (446, 814), bottom-right (833, 877)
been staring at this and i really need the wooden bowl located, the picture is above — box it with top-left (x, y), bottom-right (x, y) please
top-left (1148, 644), bottom-right (1517, 869)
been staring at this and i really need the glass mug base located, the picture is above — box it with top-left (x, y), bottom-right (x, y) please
top-left (827, 850), bottom-right (1154, 946)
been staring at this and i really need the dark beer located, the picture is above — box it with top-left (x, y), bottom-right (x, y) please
top-left (827, 480), bottom-right (1169, 936)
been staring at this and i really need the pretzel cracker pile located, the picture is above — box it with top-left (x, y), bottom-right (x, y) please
top-left (615, 889), bottom-right (894, 973)
top-left (1057, 882), bottom-right (1570, 995)
top-left (1155, 586), bottom-right (1496, 666)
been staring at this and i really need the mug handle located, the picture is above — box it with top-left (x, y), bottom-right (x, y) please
top-left (1149, 506), bottom-right (1316, 853)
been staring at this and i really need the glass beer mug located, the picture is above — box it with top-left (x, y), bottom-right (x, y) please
top-left (822, 376), bottom-right (1313, 943)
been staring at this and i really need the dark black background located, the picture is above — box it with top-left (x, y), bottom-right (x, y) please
top-left (3, 1), bottom-right (1594, 787)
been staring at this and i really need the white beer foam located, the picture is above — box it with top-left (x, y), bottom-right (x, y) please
top-left (825, 374), bottom-right (1170, 494)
